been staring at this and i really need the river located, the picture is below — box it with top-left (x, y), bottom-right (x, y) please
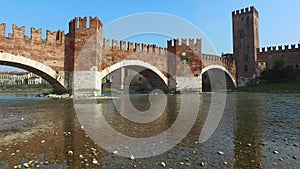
top-left (0, 92), bottom-right (299, 168)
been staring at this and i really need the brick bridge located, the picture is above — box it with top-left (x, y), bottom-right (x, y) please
top-left (0, 17), bottom-right (236, 96)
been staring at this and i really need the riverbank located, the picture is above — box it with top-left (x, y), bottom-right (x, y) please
top-left (236, 82), bottom-right (300, 92)
top-left (0, 85), bottom-right (53, 93)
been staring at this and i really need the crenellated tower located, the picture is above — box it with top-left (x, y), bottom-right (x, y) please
top-left (65, 17), bottom-right (103, 95)
top-left (232, 6), bottom-right (259, 85)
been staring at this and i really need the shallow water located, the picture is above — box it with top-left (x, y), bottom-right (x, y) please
top-left (0, 92), bottom-right (299, 168)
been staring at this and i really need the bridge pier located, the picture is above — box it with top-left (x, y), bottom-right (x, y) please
top-left (72, 68), bottom-right (102, 98)
top-left (175, 76), bottom-right (202, 93)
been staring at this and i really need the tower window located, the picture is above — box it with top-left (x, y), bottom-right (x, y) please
top-left (244, 64), bottom-right (248, 72)
top-left (244, 54), bottom-right (248, 61)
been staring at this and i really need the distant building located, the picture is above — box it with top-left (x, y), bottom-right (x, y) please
top-left (232, 6), bottom-right (300, 86)
top-left (0, 71), bottom-right (48, 86)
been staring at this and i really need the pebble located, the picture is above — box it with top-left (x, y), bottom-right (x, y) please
top-left (218, 151), bottom-right (224, 155)
top-left (79, 154), bottom-right (84, 159)
top-left (294, 143), bottom-right (299, 147)
top-left (113, 150), bottom-right (118, 155)
top-left (247, 143), bottom-right (252, 147)
top-left (279, 158), bottom-right (283, 161)
top-left (293, 155), bottom-right (297, 159)
top-left (41, 140), bottom-right (45, 144)
top-left (92, 158), bottom-right (98, 165)
top-left (160, 162), bottom-right (166, 167)
top-left (130, 154), bottom-right (135, 160)
top-left (223, 161), bottom-right (228, 165)
top-left (179, 162), bottom-right (184, 165)
top-left (16, 150), bottom-right (20, 153)
top-left (23, 163), bottom-right (29, 168)
top-left (200, 162), bottom-right (206, 167)
top-left (273, 150), bottom-right (279, 154)
top-left (68, 150), bottom-right (73, 155)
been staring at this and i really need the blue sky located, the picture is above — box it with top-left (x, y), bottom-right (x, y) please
top-left (1, 0), bottom-right (300, 71)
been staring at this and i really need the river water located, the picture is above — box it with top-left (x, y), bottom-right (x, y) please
top-left (0, 92), bottom-right (299, 168)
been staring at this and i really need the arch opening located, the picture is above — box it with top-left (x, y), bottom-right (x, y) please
top-left (0, 53), bottom-right (67, 94)
top-left (100, 60), bottom-right (170, 94)
top-left (201, 65), bottom-right (236, 92)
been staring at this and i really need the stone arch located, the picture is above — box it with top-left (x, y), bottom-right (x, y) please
top-left (100, 60), bottom-right (169, 92)
top-left (201, 64), bottom-right (237, 89)
top-left (0, 52), bottom-right (67, 94)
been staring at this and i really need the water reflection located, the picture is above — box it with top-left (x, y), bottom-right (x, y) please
top-left (0, 93), bottom-right (299, 168)
top-left (233, 93), bottom-right (264, 168)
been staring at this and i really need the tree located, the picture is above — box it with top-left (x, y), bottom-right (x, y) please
top-left (261, 58), bottom-right (295, 82)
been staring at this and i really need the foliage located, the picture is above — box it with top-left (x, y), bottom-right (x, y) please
top-left (261, 58), bottom-right (295, 82)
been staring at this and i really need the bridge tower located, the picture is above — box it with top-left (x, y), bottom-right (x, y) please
top-left (167, 38), bottom-right (203, 92)
top-left (232, 6), bottom-right (259, 86)
top-left (65, 17), bottom-right (103, 97)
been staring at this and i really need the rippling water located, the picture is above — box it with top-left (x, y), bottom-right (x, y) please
top-left (0, 92), bottom-right (299, 168)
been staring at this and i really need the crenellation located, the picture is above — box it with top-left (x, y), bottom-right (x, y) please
top-left (12, 24), bottom-right (25, 39)
top-left (46, 30), bottom-right (64, 45)
top-left (174, 39), bottom-right (179, 46)
top-left (112, 40), bottom-right (118, 49)
top-left (120, 41), bottom-right (126, 50)
top-left (148, 45), bottom-right (155, 53)
top-left (259, 43), bottom-right (300, 54)
top-left (291, 44), bottom-right (296, 50)
top-left (167, 40), bottom-right (173, 48)
top-left (142, 44), bottom-right (147, 52)
top-left (103, 38), bottom-right (110, 48)
top-left (154, 46), bottom-right (159, 54)
top-left (46, 30), bottom-right (56, 44)
top-left (245, 7), bottom-right (249, 12)
top-left (79, 17), bottom-right (87, 28)
top-left (58, 30), bottom-right (65, 44)
top-left (181, 38), bottom-right (187, 45)
top-left (0, 23), bottom-right (5, 38)
top-left (195, 39), bottom-right (201, 48)
top-left (135, 43), bottom-right (140, 52)
top-left (30, 27), bottom-right (42, 42)
top-left (89, 17), bottom-right (102, 29)
top-left (233, 6), bottom-right (257, 16)
top-left (128, 42), bottom-right (134, 51)
top-left (284, 45), bottom-right (289, 50)
top-left (189, 39), bottom-right (194, 46)
top-left (69, 17), bottom-right (79, 32)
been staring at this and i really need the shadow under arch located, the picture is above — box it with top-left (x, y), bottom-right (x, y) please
top-left (0, 52), bottom-right (67, 94)
top-left (201, 64), bottom-right (237, 92)
top-left (100, 60), bottom-right (170, 93)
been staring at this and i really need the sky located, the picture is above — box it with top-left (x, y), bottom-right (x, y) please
top-left (0, 0), bottom-right (300, 71)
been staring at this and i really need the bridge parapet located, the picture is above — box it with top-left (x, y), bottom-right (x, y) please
top-left (102, 38), bottom-right (167, 56)
top-left (202, 54), bottom-right (236, 79)
top-left (0, 23), bottom-right (65, 46)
